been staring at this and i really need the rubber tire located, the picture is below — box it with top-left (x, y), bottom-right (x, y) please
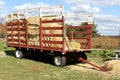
top-left (15, 50), bottom-right (24, 59)
top-left (54, 55), bottom-right (66, 67)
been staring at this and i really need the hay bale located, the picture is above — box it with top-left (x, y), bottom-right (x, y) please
top-left (28, 26), bottom-right (39, 35)
top-left (69, 41), bottom-right (81, 50)
top-left (103, 60), bottom-right (120, 71)
top-left (28, 17), bottom-right (39, 25)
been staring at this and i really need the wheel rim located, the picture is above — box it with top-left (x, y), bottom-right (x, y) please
top-left (55, 56), bottom-right (61, 66)
top-left (16, 50), bottom-right (21, 58)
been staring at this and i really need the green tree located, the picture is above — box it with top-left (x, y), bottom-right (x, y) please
top-left (65, 24), bottom-right (70, 37)
top-left (81, 22), bottom-right (100, 37)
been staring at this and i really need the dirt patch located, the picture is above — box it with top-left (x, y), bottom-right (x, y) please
top-left (0, 51), bottom-right (6, 57)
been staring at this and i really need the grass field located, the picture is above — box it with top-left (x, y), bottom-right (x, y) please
top-left (0, 40), bottom-right (120, 80)
top-left (0, 54), bottom-right (120, 80)
top-left (92, 36), bottom-right (119, 49)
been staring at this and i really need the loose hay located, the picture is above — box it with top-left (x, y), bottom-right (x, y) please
top-left (103, 60), bottom-right (120, 71)
top-left (0, 52), bottom-right (6, 57)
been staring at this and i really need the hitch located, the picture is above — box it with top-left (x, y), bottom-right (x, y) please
top-left (78, 57), bottom-right (107, 72)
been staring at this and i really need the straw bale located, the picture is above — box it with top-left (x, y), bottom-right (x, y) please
top-left (28, 26), bottom-right (39, 35)
top-left (20, 36), bottom-right (26, 40)
top-left (103, 60), bottom-right (120, 71)
top-left (28, 17), bottom-right (39, 25)
top-left (69, 41), bottom-right (81, 50)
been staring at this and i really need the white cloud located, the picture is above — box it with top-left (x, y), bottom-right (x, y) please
top-left (63, 0), bottom-right (100, 14)
top-left (0, 0), bottom-right (5, 9)
top-left (94, 14), bottom-right (120, 35)
top-left (64, 0), bottom-right (91, 5)
top-left (93, 0), bottom-right (120, 6)
top-left (14, 2), bottom-right (49, 10)
top-left (64, 0), bottom-right (120, 6)
top-left (95, 14), bottom-right (120, 27)
top-left (0, 0), bottom-right (5, 5)
top-left (70, 5), bottom-right (100, 13)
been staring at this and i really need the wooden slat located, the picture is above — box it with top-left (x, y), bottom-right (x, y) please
top-left (13, 28), bottom-right (18, 31)
top-left (7, 34), bottom-right (12, 37)
top-left (73, 37), bottom-right (90, 39)
top-left (71, 25), bottom-right (91, 29)
top-left (73, 31), bottom-right (91, 34)
top-left (6, 22), bottom-right (12, 26)
top-left (43, 34), bottom-right (62, 37)
top-left (7, 39), bottom-right (26, 43)
top-left (7, 33), bottom-right (26, 37)
top-left (20, 28), bottom-right (26, 31)
top-left (13, 39), bottom-right (19, 42)
top-left (42, 40), bottom-right (63, 44)
top-left (42, 27), bottom-right (62, 30)
top-left (28, 45), bottom-right (40, 48)
top-left (80, 42), bottom-right (87, 45)
top-left (7, 28), bottom-right (26, 31)
top-left (7, 28), bottom-right (12, 31)
top-left (6, 21), bottom-right (26, 26)
top-left (20, 34), bottom-right (26, 36)
top-left (42, 20), bottom-right (62, 23)
top-left (42, 46), bottom-right (62, 51)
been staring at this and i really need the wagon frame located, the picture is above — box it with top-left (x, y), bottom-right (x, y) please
top-left (6, 5), bottom-right (94, 67)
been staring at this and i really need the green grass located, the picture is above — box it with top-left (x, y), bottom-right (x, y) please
top-left (0, 40), bottom-right (120, 80)
top-left (0, 40), bottom-right (15, 51)
top-left (0, 55), bottom-right (120, 80)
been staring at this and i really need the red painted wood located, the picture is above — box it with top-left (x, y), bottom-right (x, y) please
top-left (42, 46), bottom-right (62, 51)
top-left (25, 20), bottom-right (28, 48)
top-left (42, 20), bottom-right (62, 23)
top-left (42, 27), bottom-right (62, 30)
top-left (42, 40), bottom-right (62, 44)
top-left (69, 24), bottom-right (92, 49)
top-left (43, 34), bottom-right (62, 37)
top-left (6, 21), bottom-right (26, 26)
top-left (70, 25), bottom-right (91, 29)
top-left (73, 31), bottom-right (91, 34)
top-left (73, 36), bottom-right (90, 39)
top-left (40, 18), bottom-right (43, 49)
top-left (7, 28), bottom-right (26, 31)
top-left (62, 16), bottom-right (65, 52)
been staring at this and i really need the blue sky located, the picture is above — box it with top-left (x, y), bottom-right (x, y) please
top-left (0, 0), bottom-right (120, 35)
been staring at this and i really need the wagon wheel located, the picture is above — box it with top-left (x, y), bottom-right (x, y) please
top-left (53, 55), bottom-right (67, 67)
top-left (15, 50), bottom-right (24, 59)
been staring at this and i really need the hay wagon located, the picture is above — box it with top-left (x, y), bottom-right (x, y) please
top-left (6, 5), bottom-right (93, 67)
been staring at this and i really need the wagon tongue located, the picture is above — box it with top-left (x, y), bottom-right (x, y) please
top-left (78, 57), bottom-right (108, 72)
